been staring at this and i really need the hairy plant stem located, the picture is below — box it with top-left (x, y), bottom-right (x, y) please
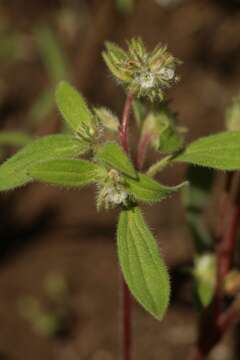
top-left (192, 172), bottom-right (240, 360)
top-left (119, 93), bottom-right (134, 360)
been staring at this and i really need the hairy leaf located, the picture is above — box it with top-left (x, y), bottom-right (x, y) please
top-left (94, 107), bottom-right (119, 132)
top-left (29, 159), bottom-right (105, 188)
top-left (0, 131), bottom-right (32, 147)
top-left (117, 206), bottom-right (170, 320)
top-left (96, 142), bottom-right (137, 179)
top-left (176, 131), bottom-right (240, 170)
top-left (0, 135), bottom-right (86, 191)
top-left (126, 173), bottom-right (187, 203)
top-left (56, 81), bottom-right (94, 135)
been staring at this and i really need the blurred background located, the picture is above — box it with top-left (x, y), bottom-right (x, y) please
top-left (0, 0), bottom-right (240, 359)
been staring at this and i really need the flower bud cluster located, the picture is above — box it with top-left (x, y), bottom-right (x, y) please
top-left (97, 169), bottom-right (129, 210)
top-left (102, 38), bottom-right (180, 102)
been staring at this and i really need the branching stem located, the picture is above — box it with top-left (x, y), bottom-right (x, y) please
top-left (119, 92), bottom-right (134, 360)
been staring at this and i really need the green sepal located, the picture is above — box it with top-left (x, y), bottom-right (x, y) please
top-left (55, 81), bottom-right (95, 137)
top-left (95, 142), bottom-right (137, 179)
top-left (102, 46), bottom-right (132, 83)
top-left (117, 206), bottom-right (170, 320)
top-left (0, 135), bottom-right (86, 191)
top-left (29, 159), bottom-right (105, 188)
top-left (176, 131), bottom-right (240, 170)
top-left (94, 107), bottom-right (119, 132)
top-left (126, 173), bottom-right (188, 203)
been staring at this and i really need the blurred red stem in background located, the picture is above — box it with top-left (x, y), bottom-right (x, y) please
top-left (192, 172), bottom-right (240, 359)
top-left (120, 93), bottom-right (134, 154)
top-left (136, 132), bottom-right (153, 170)
top-left (119, 93), bottom-right (134, 360)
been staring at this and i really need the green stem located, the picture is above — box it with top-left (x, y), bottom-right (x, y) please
top-left (119, 92), bottom-right (134, 360)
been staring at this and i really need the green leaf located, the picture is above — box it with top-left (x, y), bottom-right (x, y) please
top-left (29, 159), bottom-right (105, 188)
top-left (0, 135), bottom-right (87, 191)
top-left (194, 254), bottom-right (216, 307)
top-left (176, 131), bottom-right (240, 170)
top-left (157, 122), bottom-right (184, 153)
top-left (182, 165), bottom-right (214, 253)
top-left (0, 131), bottom-right (32, 147)
top-left (55, 81), bottom-right (95, 136)
top-left (117, 206), bottom-right (170, 320)
top-left (126, 173), bottom-right (187, 203)
top-left (96, 142), bottom-right (137, 179)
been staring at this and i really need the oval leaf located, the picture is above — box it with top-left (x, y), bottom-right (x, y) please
top-left (0, 135), bottom-right (86, 191)
top-left (29, 159), bottom-right (105, 188)
top-left (56, 81), bottom-right (94, 134)
top-left (96, 142), bottom-right (137, 179)
top-left (126, 173), bottom-right (187, 203)
top-left (117, 206), bottom-right (170, 320)
top-left (176, 131), bottom-right (240, 170)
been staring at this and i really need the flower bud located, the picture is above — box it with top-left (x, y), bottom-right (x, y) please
top-left (103, 38), bottom-right (181, 102)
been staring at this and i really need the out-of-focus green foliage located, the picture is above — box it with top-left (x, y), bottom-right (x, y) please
top-left (19, 272), bottom-right (73, 338)
top-left (29, 26), bottom-right (70, 126)
top-left (182, 165), bottom-right (214, 253)
top-left (35, 26), bottom-right (69, 84)
top-left (193, 254), bottom-right (216, 308)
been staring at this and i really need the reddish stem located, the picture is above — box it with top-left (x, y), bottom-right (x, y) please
top-left (136, 132), bottom-right (153, 170)
top-left (217, 206), bottom-right (240, 282)
top-left (122, 280), bottom-right (132, 360)
top-left (120, 93), bottom-right (134, 154)
top-left (191, 172), bottom-right (240, 360)
top-left (119, 93), bottom-right (134, 360)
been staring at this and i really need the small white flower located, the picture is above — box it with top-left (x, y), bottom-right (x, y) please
top-left (137, 72), bottom-right (156, 89)
top-left (159, 67), bottom-right (175, 81)
top-left (105, 186), bottom-right (128, 205)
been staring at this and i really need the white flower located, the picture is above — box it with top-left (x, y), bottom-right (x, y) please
top-left (105, 186), bottom-right (128, 205)
top-left (159, 67), bottom-right (175, 81)
top-left (137, 72), bottom-right (156, 89)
